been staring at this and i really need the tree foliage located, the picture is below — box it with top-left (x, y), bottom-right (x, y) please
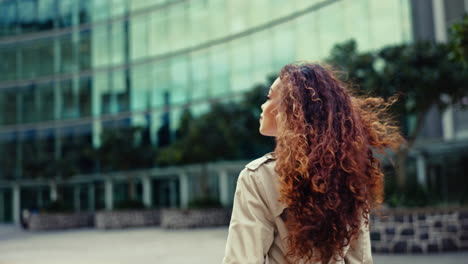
top-left (327, 39), bottom-right (468, 187)
top-left (92, 126), bottom-right (155, 172)
top-left (449, 14), bottom-right (468, 65)
top-left (328, 39), bottom-right (467, 141)
top-left (156, 78), bottom-right (276, 166)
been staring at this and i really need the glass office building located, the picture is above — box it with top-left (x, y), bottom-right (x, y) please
top-left (1, 0), bottom-right (465, 223)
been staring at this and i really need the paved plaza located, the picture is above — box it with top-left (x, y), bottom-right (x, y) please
top-left (0, 224), bottom-right (467, 264)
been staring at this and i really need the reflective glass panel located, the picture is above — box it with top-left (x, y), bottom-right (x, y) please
top-left (343, 0), bottom-right (372, 52)
top-left (208, 0), bottom-right (227, 40)
top-left (0, 89), bottom-right (18, 125)
top-left (113, 70), bottom-right (129, 112)
top-left (168, 4), bottom-right (187, 51)
top-left (37, 0), bottom-right (55, 31)
top-left (189, 0), bottom-right (208, 47)
top-left (91, 0), bottom-right (110, 22)
top-left (252, 30), bottom-right (273, 84)
top-left (38, 82), bottom-right (55, 121)
top-left (149, 10), bottom-right (168, 56)
top-left (369, 0), bottom-right (401, 48)
top-left (61, 79), bottom-right (79, 119)
top-left (169, 55), bottom-right (189, 104)
top-left (0, 0), bottom-right (17, 37)
top-left (110, 21), bottom-right (125, 65)
top-left (151, 61), bottom-right (169, 108)
top-left (318, 2), bottom-right (345, 57)
top-left (130, 15), bottom-right (148, 61)
top-left (91, 25), bottom-right (110, 67)
top-left (21, 85), bottom-right (38, 123)
top-left (0, 45), bottom-right (17, 81)
top-left (79, 30), bottom-right (92, 70)
top-left (131, 64), bottom-right (150, 111)
top-left (60, 35), bottom-right (76, 74)
top-left (18, 0), bottom-right (37, 34)
top-left (79, 77), bottom-right (92, 117)
top-left (58, 0), bottom-right (74, 28)
top-left (210, 45), bottom-right (230, 97)
top-left (191, 50), bottom-right (209, 100)
top-left (230, 38), bottom-right (252, 93)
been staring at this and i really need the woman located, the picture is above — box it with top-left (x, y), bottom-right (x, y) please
top-left (222, 63), bottom-right (405, 263)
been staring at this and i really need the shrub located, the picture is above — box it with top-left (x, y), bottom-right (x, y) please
top-left (42, 200), bottom-right (73, 213)
top-left (114, 199), bottom-right (146, 210)
top-left (188, 196), bottom-right (222, 209)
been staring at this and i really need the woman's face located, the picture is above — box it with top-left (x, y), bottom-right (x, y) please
top-left (259, 77), bottom-right (281, 137)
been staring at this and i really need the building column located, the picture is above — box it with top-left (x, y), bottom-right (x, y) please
top-left (179, 173), bottom-right (189, 209)
top-left (73, 185), bottom-right (81, 212)
top-left (16, 98), bottom-right (23, 179)
top-left (432, 0), bottom-right (447, 43)
top-left (13, 184), bottom-right (20, 225)
top-left (169, 179), bottom-right (178, 208)
top-left (92, 120), bottom-right (102, 148)
top-left (49, 181), bottom-right (58, 202)
top-left (142, 176), bottom-right (152, 208)
top-left (416, 152), bottom-right (427, 187)
top-left (0, 189), bottom-right (4, 222)
top-left (431, 0), bottom-right (455, 142)
top-left (37, 187), bottom-right (44, 209)
top-left (218, 170), bottom-right (230, 207)
top-left (442, 106), bottom-right (455, 140)
top-left (88, 183), bottom-right (95, 212)
top-left (159, 181), bottom-right (166, 207)
top-left (105, 178), bottom-right (114, 211)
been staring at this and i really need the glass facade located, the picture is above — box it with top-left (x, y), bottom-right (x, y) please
top-left (0, 0), bottom-right (418, 221)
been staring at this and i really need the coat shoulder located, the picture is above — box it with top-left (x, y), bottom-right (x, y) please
top-left (243, 152), bottom-right (286, 218)
top-left (245, 152), bottom-right (276, 171)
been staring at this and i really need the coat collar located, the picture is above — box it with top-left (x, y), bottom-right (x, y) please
top-left (245, 152), bottom-right (276, 171)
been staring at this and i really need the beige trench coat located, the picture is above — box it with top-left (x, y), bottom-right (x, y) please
top-left (222, 152), bottom-right (373, 264)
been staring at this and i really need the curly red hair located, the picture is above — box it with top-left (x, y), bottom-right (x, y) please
top-left (274, 63), bottom-right (405, 263)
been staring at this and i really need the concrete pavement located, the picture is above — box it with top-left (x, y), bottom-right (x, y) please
top-left (0, 224), bottom-right (467, 264)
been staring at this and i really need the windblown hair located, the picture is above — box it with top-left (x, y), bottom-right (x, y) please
top-left (274, 63), bottom-right (405, 263)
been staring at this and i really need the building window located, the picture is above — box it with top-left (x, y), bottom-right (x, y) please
top-left (210, 45), bottom-right (230, 97)
top-left (169, 55), bottom-right (189, 104)
top-left (130, 15), bottom-right (148, 61)
top-left (61, 79), bottom-right (79, 119)
top-left (0, 46), bottom-right (17, 81)
top-left (191, 50), bottom-right (210, 101)
top-left (18, 0), bottom-right (37, 34)
top-left (91, 25), bottom-right (110, 67)
top-left (0, 0), bottom-right (17, 37)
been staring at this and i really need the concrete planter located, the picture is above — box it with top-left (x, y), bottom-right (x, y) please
top-left (95, 209), bottom-right (161, 229)
top-left (160, 208), bottom-right (231, 229)
top-left (28, 212), bottom-right (94, 231)
top-left (370, 207), bottom-right (468, 253)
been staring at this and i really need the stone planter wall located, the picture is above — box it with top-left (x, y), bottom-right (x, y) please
top-left (95, 209), bottom-right (161, 229)
top-left (370, 207), bottom-right (468, 253)
top-left (161, 208), bottom-right (231, 229)
top-left (28, 212), bottom-right (94, 231)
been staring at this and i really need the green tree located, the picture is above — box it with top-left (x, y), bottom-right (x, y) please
top-left (156, 78), bottom-right (276, 166)
top-left (21, 133), bottom-right (93, 206)
top-left (0, 140), bottom-right (18, 180)
top-left (156, 77), bottom-right (276, 201)
top-left (327, 40), bottom-right (468, 187)
top-left (449, 14), bottom-right (468, 65)
top-left (90, 126), bottom-right (156, 202)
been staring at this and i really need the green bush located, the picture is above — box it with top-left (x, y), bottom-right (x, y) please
top-left (385, 183), bottom-right (430, 208)
top-left (114, 199), bottom-right (146, 210)
top-left (42, 200), bottom-right (73, 213)
top-left (188, 196), bottom-right (222, 209)
top-left (383, 164), bottom-right (432, 208)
